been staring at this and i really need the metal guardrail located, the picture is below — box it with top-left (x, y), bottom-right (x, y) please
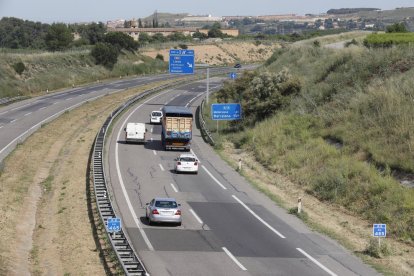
top-left (198, 98), bottom-right (215, 145)
top-left (92, 79), bottom-right (192, 276)
top-left (92, 68), bottom-right (233, 275)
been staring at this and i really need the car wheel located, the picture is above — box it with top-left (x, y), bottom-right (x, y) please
top-left (177, 221), bottom-right (182, 226)
top-left (148, 217), bottom-right (152, 225)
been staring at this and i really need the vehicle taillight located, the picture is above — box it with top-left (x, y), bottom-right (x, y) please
top-left (194, 162), bottom-right (198, 166)
top-left (177, 162), bottom-right (181, 165)
top-left (152, 209), bottom-right (159, 214)
top-left (175, 210), bottom-right (181, 215)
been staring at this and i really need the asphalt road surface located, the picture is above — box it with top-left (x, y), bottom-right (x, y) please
top-left (106, 77), bottom-right (379, 276)
top-left (0, 67), bottom-right (230, 162)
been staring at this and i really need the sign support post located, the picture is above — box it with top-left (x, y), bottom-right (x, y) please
top-left (206, 67), bottom-right (210, 103)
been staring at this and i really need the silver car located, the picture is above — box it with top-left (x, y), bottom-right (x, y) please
top-left (146, 197), bottom-right (182, 226)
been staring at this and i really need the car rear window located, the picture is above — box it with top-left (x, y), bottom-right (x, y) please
top-left (152, 112), bottom-right (162, 117)
top-left (155, 201), bottom-right (177, 208)
top-left (180, 157), bottom-right (196, 162)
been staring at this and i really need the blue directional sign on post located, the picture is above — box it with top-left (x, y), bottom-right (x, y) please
top-left (211, 103), bottom-right (241, 120)
top-left (107, 217), bottom-right (121, 233)
top-left (373, 224), bottom-right (386, 237)
top-left (169, 49), bottom-right (194, 74)
top-left (229, 72), bottom-right (237, 80)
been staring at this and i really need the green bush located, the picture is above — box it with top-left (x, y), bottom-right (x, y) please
top-left (365, 238), bottom-right (391, 258)
top-left (12, 61), bottom-right (25, 75)
top-left (91, 42), bottom-right (119, 69)
top-left (155, 53), bottom-right (164, 61)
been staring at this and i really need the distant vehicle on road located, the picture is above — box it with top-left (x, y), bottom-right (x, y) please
top-left (175, 153), bottom-right (199, 174)
top-left (124, 122), bottom-right (147, 144)
top-left (161, 106), bottom-right (193, 151)
top-left (150, 110), bottom-right (163, 124)
top-left (234, 63), bottom-right (242, 69)
top-left (146, 197), bottom-right (182, 226)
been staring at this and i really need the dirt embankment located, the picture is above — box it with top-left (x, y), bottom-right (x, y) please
top-left (141, 41), bottom-right (280, 65)
top-left (0, 83), bottom-right (161, 275)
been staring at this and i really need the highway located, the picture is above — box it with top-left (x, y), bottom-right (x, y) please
top-left (105, 77), bottom-right (380, 276)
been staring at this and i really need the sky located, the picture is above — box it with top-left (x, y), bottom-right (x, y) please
top-left (0, 0), bottom-right (413, 23)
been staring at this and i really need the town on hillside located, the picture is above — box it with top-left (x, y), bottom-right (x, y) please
top-left (106, 8), bottom-right (414, 40)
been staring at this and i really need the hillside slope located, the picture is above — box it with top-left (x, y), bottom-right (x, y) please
top-left (211, 43), bottom-right (414, 274)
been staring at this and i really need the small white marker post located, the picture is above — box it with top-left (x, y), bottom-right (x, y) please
top-left (297, 197), bottom-right (302, 214)
top-left (238, 158), bottom-right (242, 171)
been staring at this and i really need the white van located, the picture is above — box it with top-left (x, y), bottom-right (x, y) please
top-left (124, 123), bottom-right (147, 144)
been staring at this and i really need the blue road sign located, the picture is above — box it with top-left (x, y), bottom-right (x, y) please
top-left (211, 103), bottom-right (241, 120)
top-left (373, 224), bottom-right (386, 237)
top-left (229, 72), bottom-right (237, 80)
top-left (107, 217), bottom-right (121, 233)
top-left (169, 49), bottom-right (194, 74)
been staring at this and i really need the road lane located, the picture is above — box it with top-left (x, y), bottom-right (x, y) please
top-left (106, 77), bottom-right (378, 276)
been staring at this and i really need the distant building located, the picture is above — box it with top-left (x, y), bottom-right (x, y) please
top-left (107, 27), bottom-right (239, 41)
top-left (107, 19), bottom-right (125, 29)
top-left (178, 14), bottom-right (222, 23)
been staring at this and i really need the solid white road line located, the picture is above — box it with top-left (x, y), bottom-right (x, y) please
top-left (151, 127), bottom-right (153, 133)
top-left (65, 97), bottom-right (73, 100)
top-left (10, 119), bottom-right (17, 123)
top-left (222, 247), bottom-right (247, 271)
top-left (153, 150), bottom-right (157, 155)
top-left (159, 164), bottom-right (165, 171)
top-left (39, 107), bottom-right (47, 110)
top-left (232, 195), bottom-right (286, 239)
top-left (24, 112), bottom-right (31, 116)
top-left (0, 126), bottom-right (3, 129)
top-left (296, 248), bottom-right (338, 276)
top-left (170, 183), bottom-right (178, 193)
top-left (190, 149), bottom-right (201, 163)
top-left (189, 209), bottom-right (203, 224)
top-left (202, 165), bottom-right (227, 190)
top-left (53, 102), bottom-right (59, 105)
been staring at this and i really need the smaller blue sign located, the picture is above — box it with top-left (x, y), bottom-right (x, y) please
top-left (229, 72), bottom-right (237, 80)
top-left (373, 224), bottom-right (386, 237)
top-left (107, 217), bottom-right (121, 233)
top-left (211, 103), bottom-right (241, 121)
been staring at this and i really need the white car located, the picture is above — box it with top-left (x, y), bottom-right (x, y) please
top-left (175, 153), bottom-right (199, 174)
top-left (150, 110), bottom-right (163, 124)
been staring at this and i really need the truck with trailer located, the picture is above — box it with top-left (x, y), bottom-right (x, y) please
top-left (161, 106), bottom-right (193, 151)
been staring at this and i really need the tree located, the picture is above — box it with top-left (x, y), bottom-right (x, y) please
top-left (386, 22), bottom-right (408, 33)
top-left (74, 22), bottom-right (106, 45)
top-left (138, 18), bottom-right (143, 28)
top-left (138, 32), bottom-right (151, 44)
top-left (192, 31), bottom-right (208, 40)
top-left (91, 42), bottom-right (119, 69)
top-left (0, 17), bottom-right (49, 49)
top-left (104, 31), bottom-right (138, 51)
top-left (151, 33), bottom-right (166, 43)
top-left (45, 23), bottom-right (73, 51)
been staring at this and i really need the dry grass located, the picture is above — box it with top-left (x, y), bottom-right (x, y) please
top-left (219, 141), bottom-right (414, 275)
top-left (141, 41), bottom-right (280, 65)
top-left (0, 80), bottom-right (174, 275)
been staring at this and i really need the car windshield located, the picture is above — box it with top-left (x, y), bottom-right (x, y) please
top-left (180, 157), bottom-right (196, 162)
top-left (152, 112), bottom-right (162, 117)
top-left (155, 201), bottom-right (177, 208)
